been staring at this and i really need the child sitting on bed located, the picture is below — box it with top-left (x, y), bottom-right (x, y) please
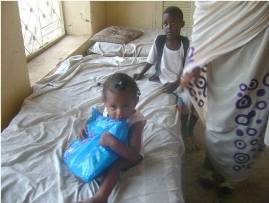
top-left (133, 6), bottom-right (198, 151)
top-left (80, 73), bottom-right (146, 203)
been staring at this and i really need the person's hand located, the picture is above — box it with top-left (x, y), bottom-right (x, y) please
top-left (180, 68), bottom-right (201, 88)
top-left (162, 81), bottom-right (178, 93)
top-left (99, 132), bottom-right (113, 147)
top-left (133, 73), bottom-right (144, 80)
top-left (77, 127), bottom-right (88, 140)
top-left (149, 74), bottom-right (159, 82)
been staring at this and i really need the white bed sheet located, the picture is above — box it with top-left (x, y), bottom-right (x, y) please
top-left (1, 55), bottom-right (185, 203)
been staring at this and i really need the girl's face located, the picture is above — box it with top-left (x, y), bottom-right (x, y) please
top-left (104, 90), bottom-right (138, 120)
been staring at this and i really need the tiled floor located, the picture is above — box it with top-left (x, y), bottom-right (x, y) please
top-left (182, 119), bottom-right (269, 203)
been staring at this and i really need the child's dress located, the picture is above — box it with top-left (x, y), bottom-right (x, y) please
top-left (102, 106), bottom-right (146, 157)
top-left (63, 107), bottom-right (129, 182)
top-left (63, 106), bottom-right (146, 182)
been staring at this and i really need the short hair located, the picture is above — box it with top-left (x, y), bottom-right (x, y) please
top-left (163, 6), bottom-right (183, 21)
top-left (102, 73), bottom-right (140, 100)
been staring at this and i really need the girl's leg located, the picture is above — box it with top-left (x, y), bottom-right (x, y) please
top-left (79, 158), bottom-right (143, 203)
top-left (95, 164), bottom-right (120, 203)
top-left (80, 164), bottom-right (120, 203)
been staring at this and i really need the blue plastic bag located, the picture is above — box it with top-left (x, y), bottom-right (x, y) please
top-left (63, 108), bottom-right (129, 182)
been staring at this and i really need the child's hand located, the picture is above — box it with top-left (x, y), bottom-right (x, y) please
top-left (149, 74), bottom-right (159, 81)
top-left (133, 73), bottom-right (144, 80)
top-left (181, 68), bottom-right (201, 88)
top-left (99, 132), bottom-right (114, 147)
top-left (77, 127), bottom-right (88, 140)
top-left (162, 81), bottom-right (178, 93)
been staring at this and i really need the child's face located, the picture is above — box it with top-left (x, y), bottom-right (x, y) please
top-left (104, 90), bottom-right (138, 120)
top-left (163, 13), bottom-right (184, 39)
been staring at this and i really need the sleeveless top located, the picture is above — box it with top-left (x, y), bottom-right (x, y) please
top-left (101, 106), bottom-right (146, 157)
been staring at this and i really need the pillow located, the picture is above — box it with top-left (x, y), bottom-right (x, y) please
top-left (88, 28), bottom-right (163, 57)
top-left (87, 41), bottom-right (152, 57)
top-left (88, 42), bottom-right (125, 57)
top-left (63, 108), bottom-right (129, 182)
top-left (91, 26), bottom-right (143, 44)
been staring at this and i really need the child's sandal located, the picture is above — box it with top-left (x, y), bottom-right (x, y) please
top-left (217, 181), bottom-right (234, 195)
top-left (199, 169), bottom-right (215, 189)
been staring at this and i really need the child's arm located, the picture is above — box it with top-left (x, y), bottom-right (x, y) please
top-left (134, 38), bottom-right (158, 80)
top-left (133, 63), bottom-right (152, 80)
top-left (99, 121), bottom-right (146, 165)
top-left (181, 67), bottom-right (201, 88)
top-left (162, 76), bottom-right (181, 93)
top-left (77, 127), bottom-right (88, 140)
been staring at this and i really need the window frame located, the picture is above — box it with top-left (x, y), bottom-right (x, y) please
top-left (18, 0), bottom-right (66, 62)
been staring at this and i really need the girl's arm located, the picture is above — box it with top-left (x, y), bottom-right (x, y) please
top-left (99, 121), bottom-right (146, 165)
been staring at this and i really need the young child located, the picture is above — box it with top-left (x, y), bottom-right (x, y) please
top-left (80, 73), bottom-right (146, 203)
top-left (133, 6), bottom-right (189, 93)
top-left (133, 6), bottom-right (198, 151)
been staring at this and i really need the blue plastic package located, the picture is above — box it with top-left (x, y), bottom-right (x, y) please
top-left (63, 108), bottom-right (129, 182)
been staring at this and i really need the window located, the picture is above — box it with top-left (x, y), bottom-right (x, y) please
top-left (18, 0), bottom-right (65, 57)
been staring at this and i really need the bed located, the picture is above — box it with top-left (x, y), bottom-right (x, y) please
top-left (87, 27), bottom-right (164, 57)
top-left (1, 28), bottom-right (185, 203)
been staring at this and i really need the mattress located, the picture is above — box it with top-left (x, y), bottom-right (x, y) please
top-left (1, 55), bottom-right (185, 203)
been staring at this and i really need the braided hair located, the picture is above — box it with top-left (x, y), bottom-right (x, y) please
top-left (102, 73), bottom-right (141, 101)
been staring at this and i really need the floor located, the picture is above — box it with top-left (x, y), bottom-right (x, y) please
top-left (182, 119), bottom-right (269, 203)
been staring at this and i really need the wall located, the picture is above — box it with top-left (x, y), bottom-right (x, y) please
top-left (62, 1), bottom-right (92, 35)
top-left (63, 1), bottom-right (163, 34)
top-left (62, 1), bottom-right (106, 35)
top-left (1, 1), bottom-right (32, 130)
top-left (105, 1), bottom-right (163, 29)
top-left (104, 1), bottom-right (195, 36)
top-left (90, 1), bottom-right (107, 33)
